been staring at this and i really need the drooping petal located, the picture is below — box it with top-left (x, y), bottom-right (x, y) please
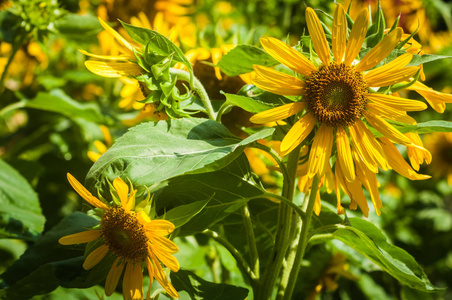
top-left (149, 252), bottom-right (180, 298)
top-left (145, 257), bottom-right (155, 300)
top-left (307, 124), bottom-right (334, 178)
top-left (280, 112), bottom-right (316, 156)
top-left (306, 7), bottom-right (330, 65)
top-left (123, 263), bottom-right (143, 300)
top-left (348, 123), bottom-right (378, 172)
top-left (344, 8), bottom-right (369, 66)
top-left (105, 258), bottom-right (125, 296)
top-left (356, 28), bottom-right (402, 72)
top-left (407, 81), bottom-right (452, 113)
top-left (67, 173), bottom-right (108, 210)
top-left (83, 244), bottom-right (109, 270)
top-left (368, 93), bottom-right (427, 111)
top-left (332, 4), bottom-right (347, 63)
top-left (379, 137), bottom-right (431, 180)
top-left (58, 230), bottom-right (101, 245)
top-left (260, 37), bottom-right (317, 76)
top-left (250, 102), bottom-right (305, 124)
top-left (405, 132), bottom-right (432, 170)
top-left (252, 65), bottom-right (305, 96)
top-left (336, 127), bottom-right (355, 182)
top-left (355, 120), bottom-right (389, 170)
top-left (363, 110), bottom-right (412, 145)
top-left (85, 61), bottom-right (143, 78)
top-left (354, 154), bottom-right (382, 216)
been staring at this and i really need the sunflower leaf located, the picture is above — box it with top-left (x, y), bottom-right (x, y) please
top-left (329, 218), bottom-right (443, 292)
top-left (221, 91), bottom-right (280, 113)
top-left (216, 44), bottom-right (278, 77)
top-left (86, 118), bottom-right (274, 193)
top-left (0, 159), bottom-right (45, 240)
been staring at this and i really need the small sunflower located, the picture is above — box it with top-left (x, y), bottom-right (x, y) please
top-left (59, 174), bottom-right (180, 299)
top-left (250, 4), bottom-right (432, 216)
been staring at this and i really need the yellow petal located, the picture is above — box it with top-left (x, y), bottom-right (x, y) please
top-left (211, 48), bottom-right (223, 80)
top-left (78, 49), bottom-right (132, 61)
top-left (85, 61), bottom-right (142, 78)
top-left (307, 124), bottom-right (334, 178)
top-left (83, 244), bottom-right (109, 270)
top-left (250, 102), bottom-right (305, 124)
top-left (67, 173), bottom-right (108, 210)
top-left (145, 257), bottom-right (155, 300)
top-left (149, 235), bottom-right (179, 253)
top-left (149, 244), bottom-right (180, 272)
top-left (149, 252), bottom-right (180, 298)
top-left (366, 103), bottom-right (416, 125)
top-left (348, 123), bottom-right (378, 172)
top-left (93, 140), bottom-right (107, 154)
top-left (354, 158), bottom-right (382, 216)
top-left (336, 127), bottom-right (355, 181)
top-left (354, 120), bottom-right (389, 170)
top-left (252, 65), bottom-right (305, 96)
top-left (356, 28), bottom-right (402, 72)
top-left (105, 258), bottom-right (125, 296)
top-left (280, 112), bottom-right (316, 155)
top-left (366, 66), bottom-right (419, 87)
top-left (368, 93), bottom-right (427, 111)
top-left (260, 37), bottom-right (316, 76)
top-left (344, 8), bottom-right (369, 66)
top-left (100, 125), bottom-right (112, 146)
top-left (123, 263), bottom-right (143, 300)
top-left (363, 110), bottom-right (412, 145)
top-left (58, 230), bottom-right (101, 245)
top-left (379, 137), bottom-right (431, 180)
top-left (98, 18), bottom-right (135, 52)
top-left (145, 219), bottom-right (176, 235)
top-left (113, 177), bottom-right (130, 210)
top-left (87, 151), bottom-right (102, 162)
top-left (332, 4), bottom-right (347, 63)
top-left (306, 7), bottom-right (330, 65)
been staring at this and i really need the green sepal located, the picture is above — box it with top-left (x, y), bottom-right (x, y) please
top-left (366, 2), bottom-right (386, 48)
top-left (390, 69), bottom-right (420, 93)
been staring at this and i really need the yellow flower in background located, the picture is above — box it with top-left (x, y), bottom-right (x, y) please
top-left (0, 0), bottom-right (12, 11)
top-left (59, 174), bottom-right (180, 299)
top-left (307, 253), bottom-right (358, 300)
top-left (87, 125), bottom-right (113, 163)
top-left (423, 132), bottom-right (452, 185)
top-left (250, 5), bottom-right (432, 216)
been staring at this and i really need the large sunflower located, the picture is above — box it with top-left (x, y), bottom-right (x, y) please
top-left (59, 174), bottom-right (180, 299)
top-left (250, 4), bottom-right (432, 216)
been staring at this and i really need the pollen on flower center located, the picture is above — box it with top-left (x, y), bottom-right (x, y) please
top-left (101, 207), bottom-right (148, 263)
top-left (304, 63), bottom-right (369, 127)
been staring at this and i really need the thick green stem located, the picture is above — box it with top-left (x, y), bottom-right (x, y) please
top-left (256, 144), bottom-right (301, 299)
top-left (202, 229), bottom-right (257, 286)
top-left (170, 68), bottom-right (216, 120)
top-left (241, 204), bottom-right (260, 279)
top-left (249, 142), bottom-right (291, 183)
top-left (216, 102), bottom-right (233, 123)
top-left (282, 175), bottom-right (320, 300)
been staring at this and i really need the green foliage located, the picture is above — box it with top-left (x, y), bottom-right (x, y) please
top-left (0, 159), bottom-right (45, 240)
top-left (216, 45), bottom-right (278, 76)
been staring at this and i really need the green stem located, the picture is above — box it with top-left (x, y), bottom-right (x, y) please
top-left (202, 229), bottom-right (257, 285)
top-left (282, 175), bottom-right (320, 300)
top-left (216, 102), bottom-right (233, 123)
top-left (170, 68), bottom-right (216, 120)
top-left (241, 204), bottom-right (260, 279)
top-left (256, 144), bottom-right (302, 300)
top-left (0, 100), bottom-right (26, 117)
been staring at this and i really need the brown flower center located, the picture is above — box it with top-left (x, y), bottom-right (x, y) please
top-left (101, 207), bottom-right (148, 263)
top-left (304, 63), bottom-right (369, 127)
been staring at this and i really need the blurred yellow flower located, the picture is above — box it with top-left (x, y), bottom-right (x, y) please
top-left (423, 132), bottom-right (452, 185)
top-left (87, 125), bottom-right (113, 163)
top-left (60, 174), bottom-right (180, 299)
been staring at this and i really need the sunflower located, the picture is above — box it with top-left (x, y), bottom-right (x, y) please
top-left (59, 174), bottom-right (180, 299)
top-left (250, 4), bottom-right (432, 216)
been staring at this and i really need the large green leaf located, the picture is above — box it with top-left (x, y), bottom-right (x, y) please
top-left (171, 269), bottom-right (249, 300)
top-left (85, 118), bottom-right (273, 192)
top-left (25, 89), bottom-right (105, 123)
top-left (216, 44), bottom-right (278, 77)
top-left (321, 218), bottom-right (442, 292)
top-left (222, 92), bottom-right (280, 113)
top-left (0, 159), bottom-right (45, 240)
top-left (155, 154), bottom-right (265, 236)
top-left (390, 120), bottom-right (452, 134)
top-left (54, 13), bottom-right (103, 40)
top-left (0, 213), bottom-right (100, 299)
